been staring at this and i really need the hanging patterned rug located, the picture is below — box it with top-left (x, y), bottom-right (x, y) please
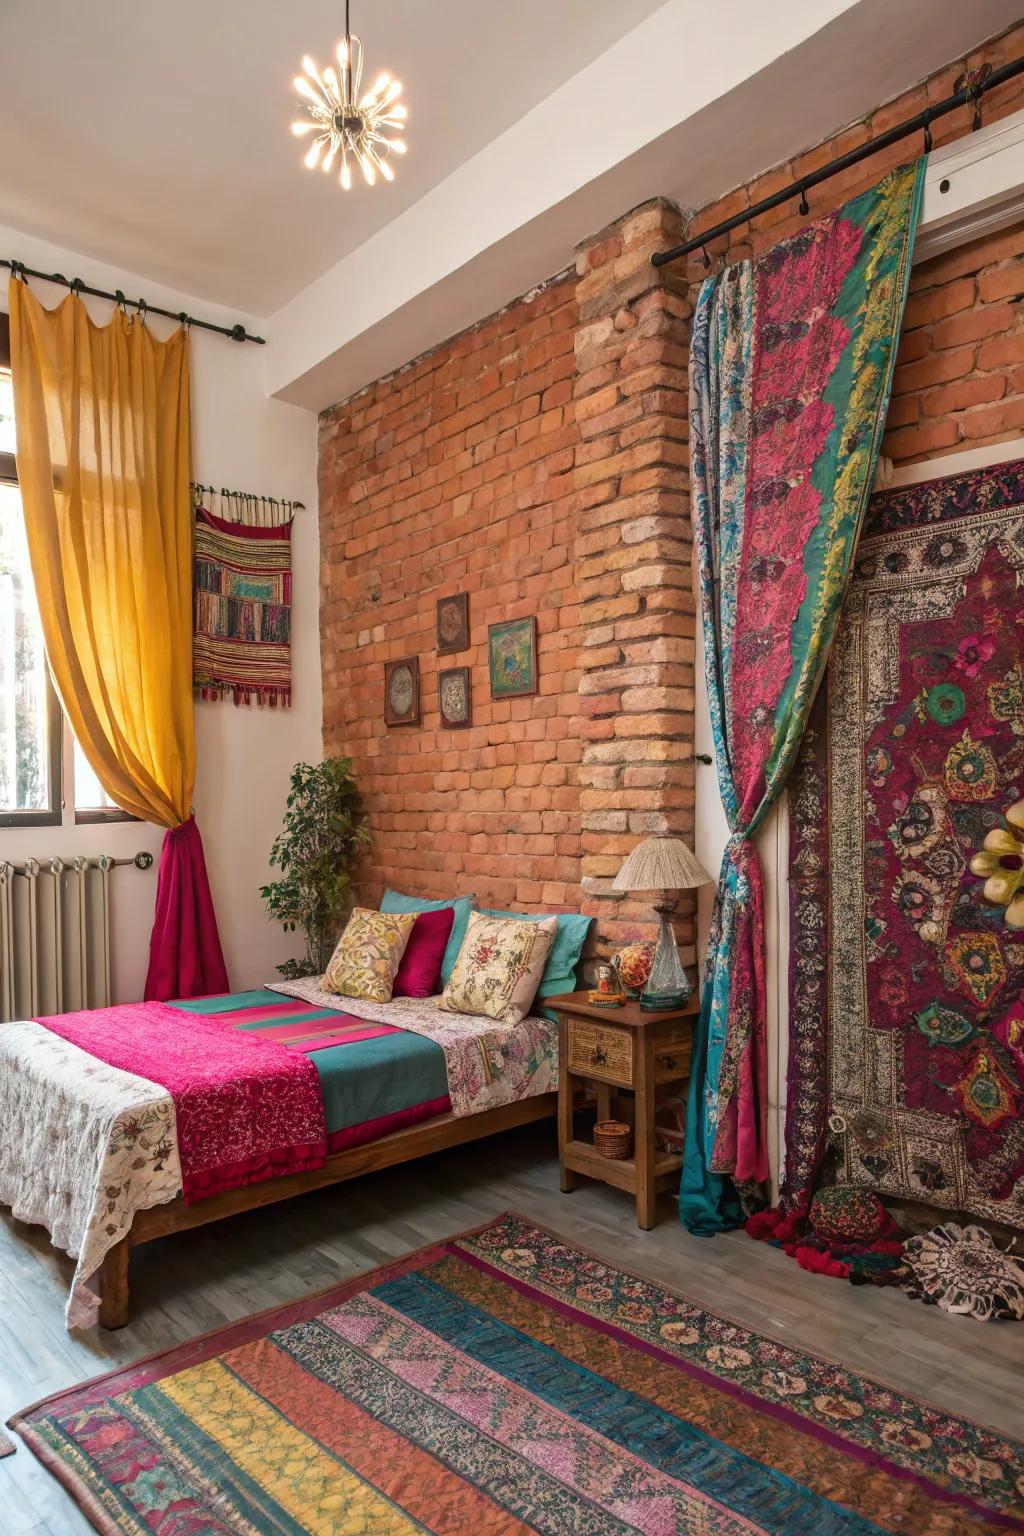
top-left (193, 506), bottom-right (292, 705)
top-left (9, 1214), bottom-right (1024, 1534)
top-left (782, 458), bottom-right (1024, 1231)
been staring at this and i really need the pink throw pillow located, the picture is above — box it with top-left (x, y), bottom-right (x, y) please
top-left (392, 904), bottom-right (455, 998)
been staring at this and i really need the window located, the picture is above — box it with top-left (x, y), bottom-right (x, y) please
top-left (0, 312), bottom-right (133, 826)
top-left (0, 313), bottom-right (61, 826)
top-left (73, 735), bottom-right (137, 824)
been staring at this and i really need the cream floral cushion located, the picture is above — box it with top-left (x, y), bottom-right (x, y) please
top-left (323, 907), bottom-right (416, 1003)
top-left (439, 911), bottom-right (556, 1025)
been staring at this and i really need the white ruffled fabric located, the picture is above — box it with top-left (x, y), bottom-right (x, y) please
top-left (0, 1020), bottom-right (182, 1328)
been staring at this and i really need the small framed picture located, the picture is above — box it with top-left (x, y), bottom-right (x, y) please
top-left (488, 616), bottom-right (537, 699)
top-left (438, 666), bottom-right (472, 729)
top-left (436, 592), bottom-right (470, 654)
top-left (384, 656), bottom-right (420, 726)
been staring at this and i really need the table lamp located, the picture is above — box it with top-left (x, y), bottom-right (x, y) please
top-left (612, 835), bottom-right (712, 1009)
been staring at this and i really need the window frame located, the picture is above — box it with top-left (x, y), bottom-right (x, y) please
top-left (0, 312), bottom-right (15, 484)
top-left (0, 314), bottom-right (133, 827)
top-left (0, 311), bottom-right (63, 827)
top-left (74, 805), bottom-right (138, 826)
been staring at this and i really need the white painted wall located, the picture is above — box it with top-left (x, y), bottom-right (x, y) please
top-left (0, 224), bottom-right (321, 1001)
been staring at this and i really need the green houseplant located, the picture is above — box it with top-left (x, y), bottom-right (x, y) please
top-left (261, 758), bottom-right (371, 978)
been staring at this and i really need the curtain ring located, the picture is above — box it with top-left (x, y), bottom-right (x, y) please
top-left (113, 288), bottom-right (128, 314)
top-left (70, 276), bottom-right (84, 297)
top-left (700, 244), bottom-right (711, 270)
top-left (137, 298), bottom-right (149, 326)
top-left (9, 259), bottom-right (26, 282)
top-left (923, 120), bottom-right (933, 154)
top-left (798, 183), bottom-right (809, 217)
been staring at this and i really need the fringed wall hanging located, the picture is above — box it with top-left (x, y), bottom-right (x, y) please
top-left (191, 483), bottom-right (304, 707)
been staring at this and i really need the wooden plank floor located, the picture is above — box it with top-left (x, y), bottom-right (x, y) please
top-left (2, 1120), bottom-right (1023, 1534)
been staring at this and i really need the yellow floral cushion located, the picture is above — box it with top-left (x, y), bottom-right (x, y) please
top-left (323, 907), bottom-right (416, 1003)
top-left (439, 911), bottom-right (556, 1024)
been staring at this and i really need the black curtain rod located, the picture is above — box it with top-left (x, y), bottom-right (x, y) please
top-left (1, 259), bottom-right (265, 344)
top-left (652, 55), bottom-right (1024, 267)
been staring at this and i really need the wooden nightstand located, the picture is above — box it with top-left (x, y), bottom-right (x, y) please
top-left (546, 990), bottom-right (698, 1229)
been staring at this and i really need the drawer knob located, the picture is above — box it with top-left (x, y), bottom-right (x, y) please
top-left (591, 1046), bottom-right (608, 1066)
top-left (662, 1055), bottom-right (678, 1071)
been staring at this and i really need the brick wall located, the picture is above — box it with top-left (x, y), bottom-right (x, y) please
top-left (318, 20), bottom-right (1024, 971)
top-left (319, 209), bottom-right (697, 965)
top-left (319, 276), bottom-right (584, 917)
top-left (889, 224), bottom-right (1024, 462)
top-left (572, 203), bottom-right (697, 955)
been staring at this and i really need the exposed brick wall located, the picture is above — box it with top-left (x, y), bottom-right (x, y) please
top-left (319, 211), bottom-right (697, 965)
top-left (318, 20), bottom-right (1024, 975)
top-left (888, 224), bottom-right (1024, 462)
top-left (682, 22), bottom-right (1024, 472)
top-left (573, 203), bottom-right (697, 959)
top-left (319, 275), bottom-right (587, 918)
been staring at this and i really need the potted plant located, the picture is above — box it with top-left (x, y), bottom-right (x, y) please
top-left (261, 758), bottom-right (371, 978)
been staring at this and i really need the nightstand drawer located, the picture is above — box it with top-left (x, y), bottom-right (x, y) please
top-left (655, 1039), bottom-right (692, 1082)
top-left (567, 1020), bottom-right (633, 1084)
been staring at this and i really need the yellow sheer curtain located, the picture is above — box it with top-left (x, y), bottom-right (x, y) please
top-left (8, 278), bottom-right (194, 826)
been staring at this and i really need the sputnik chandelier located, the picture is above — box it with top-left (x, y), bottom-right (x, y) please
top-left (291, 0), bottom-right (406, 190)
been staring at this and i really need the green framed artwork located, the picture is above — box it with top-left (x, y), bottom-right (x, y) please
top-left (488, 616), bottom-right (537, 699)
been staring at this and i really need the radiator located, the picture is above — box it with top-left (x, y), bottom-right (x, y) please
top-left (0, 851), bottom-right (154, 1022)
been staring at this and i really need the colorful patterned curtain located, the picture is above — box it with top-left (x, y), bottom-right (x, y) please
top-left (681, 162), bottom-right (925, 1235)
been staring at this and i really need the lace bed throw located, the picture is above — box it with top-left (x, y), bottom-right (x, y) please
top-left (268, 979), bottom-right (558, 1116)
top-left (0, 1020), bottom-right (182, 1329)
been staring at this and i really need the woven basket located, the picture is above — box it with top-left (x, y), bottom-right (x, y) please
top-left (594, 1120), bottom-right (632, 1160)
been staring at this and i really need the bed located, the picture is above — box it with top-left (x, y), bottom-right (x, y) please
top-left (0, 984), bottom-right (557, 1329)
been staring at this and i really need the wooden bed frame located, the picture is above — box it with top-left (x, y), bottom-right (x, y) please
top-left (98, 1092), bottom-right (557, 1328)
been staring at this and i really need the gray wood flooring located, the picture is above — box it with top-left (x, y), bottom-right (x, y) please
top-left (2, 1120), bottom-right (1023, 1533)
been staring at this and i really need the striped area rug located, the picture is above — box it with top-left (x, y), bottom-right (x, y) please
top-left (10, 1214), bottom-right (1023, 1534)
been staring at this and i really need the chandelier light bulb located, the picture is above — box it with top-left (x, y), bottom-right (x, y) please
top-left (291, 3), bottom-right (406, 192)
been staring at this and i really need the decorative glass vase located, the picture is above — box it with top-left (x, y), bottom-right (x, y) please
top-left (640, 907), bottom-right (690, 1011)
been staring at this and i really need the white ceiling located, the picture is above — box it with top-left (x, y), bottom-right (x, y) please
top-left (3, 0), bottom-right (1021, 412)
top-left (0, 0), bottom-right (666, 316)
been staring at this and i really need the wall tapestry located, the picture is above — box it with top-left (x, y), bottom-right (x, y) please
top-left (681, 160), bottom-right (925, 1234)
top-left (785, 458), bottom-right (1024, 1231)
top-left (193, 507), bottom-right (292, 706)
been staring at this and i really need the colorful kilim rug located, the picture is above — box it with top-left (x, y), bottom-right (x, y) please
top-left (785, 459), bottom-right (1024, 1228)
top-left (10, 1214), bottom-right (1024, 1533)
top-left (193, 506), bottom-right (292, 705)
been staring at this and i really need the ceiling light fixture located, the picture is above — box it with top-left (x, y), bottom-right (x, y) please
top-left (291, 0), bottom-right (407, 191)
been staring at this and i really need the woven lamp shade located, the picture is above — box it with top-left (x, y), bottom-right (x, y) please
top-left (612, 835), bottom-right (712, 893)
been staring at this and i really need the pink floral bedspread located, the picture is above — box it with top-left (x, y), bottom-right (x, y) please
top-left (35, 1001), bottom-right (326, 1203)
